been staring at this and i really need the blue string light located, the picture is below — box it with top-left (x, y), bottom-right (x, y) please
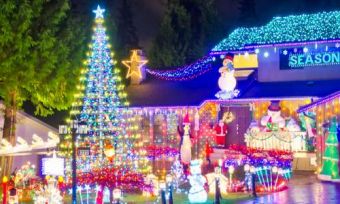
top-left (212, 11), bottom-right (340, 52)
top-left (146, 56), bottom-right (214, 81)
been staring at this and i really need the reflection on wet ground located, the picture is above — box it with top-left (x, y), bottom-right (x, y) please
top-left (238, 171), bottom-right (340, 204)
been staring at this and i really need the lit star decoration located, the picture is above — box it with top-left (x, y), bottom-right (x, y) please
top-left (283, 50), bottom-right (288, 55)
top-left (122, 50), bottom-right (148, 79)
top-left (93, 5), bottom-right (105, 19)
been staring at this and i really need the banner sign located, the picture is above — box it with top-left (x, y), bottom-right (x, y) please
top-left (41, 157), bottom-right (65, 176)
top-left (280, 47), bottom-right (340, 69)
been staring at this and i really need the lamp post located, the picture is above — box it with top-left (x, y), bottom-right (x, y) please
top-left (70, 120), bottom-right (78, 204)
top-left (244, 164), bottom-right (251, 193)
top-left (166, 174), bottom-right (173, 204)
top-left (59, 120), bottom-right (87, 204)
top-left (228, 165), bottom-right (234, 191)
top-left (214, 165), bottom-right (222, 204)
top-left (159, 181), bottom-right (166, 204)
top-left (250, 166), bottom-right (257, 197)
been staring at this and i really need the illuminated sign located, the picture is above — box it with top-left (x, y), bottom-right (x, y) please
top-left (41, 152), bottom-right (65, 176)
top-left (280, 47), bottom-right (340, 69)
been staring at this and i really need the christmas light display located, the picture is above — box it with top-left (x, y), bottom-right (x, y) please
top-left (41, 151), bottom-right (64, 176)
top-left (170, 156), bottom-right (186, 192)
top-left (212, 11), bottom-right (340, 52)
top-left (146, 56), bottom-right (213, 81)
top-left (34, 177), bottom-right (63, 204)
top-left (318, 117), bottom-right (340, 182)
top-left (122, 49), bottom-right (148, 79)
top-left (58, 5), bottom-right (150, 194)
top-left (220, 145), bottom-right (293, 192)
top-left (76, 167), bottom-right (152, 193)
top-left (223, 145), bottom-right (293, 169)
top-left (146, 145), bottom-right (179, 160)
top-left (298, 92), bottom-right (339, 141)
top-left (298, 91), bottom-right (340, 113)
top-left (15, 162), bottom-right (36, 188)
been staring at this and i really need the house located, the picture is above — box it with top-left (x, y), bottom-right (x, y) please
top-left (121, 11), bottom-right (340, 173)
top-left (0, 102), bottom-right (58, 173)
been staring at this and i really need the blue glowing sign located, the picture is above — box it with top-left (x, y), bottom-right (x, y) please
top-left (280, 47), bottom-right (340, 69)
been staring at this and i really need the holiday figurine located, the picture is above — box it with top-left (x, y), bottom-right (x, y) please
top-left (260, 101), bottom-right (285, 131)
top-left (215, 55), bottom-right (239, 99)
top-left (214, 120), bottom-right (228, 147)
top-left (178, 113), bottom-right (192, 165)
top-left (188, 160), bottom-right (208, 203)
top-left (170, 156), bottom-right (185, 192)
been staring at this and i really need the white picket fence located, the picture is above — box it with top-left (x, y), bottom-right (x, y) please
top-left (245, 131), bottom-right (307, 152)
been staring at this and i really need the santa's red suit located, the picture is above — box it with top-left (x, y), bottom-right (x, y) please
top-left (214, 122), bottom-right (228, 146)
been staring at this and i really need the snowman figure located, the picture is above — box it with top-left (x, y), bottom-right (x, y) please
top-left (215, 55), bottom-right (239, 99)
top-left (188, 160), bottom-right (208, 203)
top-left (260, 101), bottom-right (285, 131)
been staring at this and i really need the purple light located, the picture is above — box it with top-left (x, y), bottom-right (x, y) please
top-left (146, 56), bottom-right (213, 81)
top-left (298, 91), bottom-right (340, 113)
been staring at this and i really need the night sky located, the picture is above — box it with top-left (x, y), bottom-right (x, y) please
top-left (23, 0), bottom-right (340, 128)
top-left (78, 0), bottom-right (340, 51)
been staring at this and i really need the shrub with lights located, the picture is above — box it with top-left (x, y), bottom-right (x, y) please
top-left (220, 145), bottom-right (293, 193)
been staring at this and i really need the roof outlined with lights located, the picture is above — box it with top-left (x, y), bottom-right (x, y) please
top-left (211, 11), bottom-right (340, 52)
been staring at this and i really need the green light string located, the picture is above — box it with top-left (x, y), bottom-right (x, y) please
top-left (246, 132), bottom-right (308, 143)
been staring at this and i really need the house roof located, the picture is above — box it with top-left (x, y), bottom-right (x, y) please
top-left (297, 91), bottom-right (340, 113)
top-left (211, 11), bottom-right (340, 52)
top-left (0, 101), bottom-right (58, 133)
top-left (126, 68), bottom-right (340, 107)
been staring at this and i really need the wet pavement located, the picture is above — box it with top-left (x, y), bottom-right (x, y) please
top-left (238, 171), bottom-right (340, 204)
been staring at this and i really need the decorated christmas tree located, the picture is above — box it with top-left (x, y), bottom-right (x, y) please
top-left (319, 117), bottom-right (340, 181)
top-left (34, 178), bottom-right (63, 204)
top-left (59, 5), bottom-right (149, 189)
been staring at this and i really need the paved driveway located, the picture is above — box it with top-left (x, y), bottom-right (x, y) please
top-left (238, 171), bottom-right (340, 204)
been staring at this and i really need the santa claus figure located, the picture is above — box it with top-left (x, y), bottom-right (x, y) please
top-left (214, 120), bottom-right (228, 147)
top-left (178, 113), bottom-right (192, 164)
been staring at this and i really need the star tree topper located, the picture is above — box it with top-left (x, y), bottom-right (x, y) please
top-left (122, 50), bottom-right (148, 79)
top-left (93, 5), bottom-right (105, 19)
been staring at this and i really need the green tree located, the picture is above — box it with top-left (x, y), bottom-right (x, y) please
top-left (320, 117), bottom-right (340, 180)
top-left (149, 0), bottom-right (219, 69)
top-left (116, 0), bottom-right (139, 58)
top-left (0, 0), bottom-right (88, 177)
top-left (238, 0), bottom-right (257, 26)
top-left (149, 0), bottom-right (189, 68)
top-left (181, 0), bottom-right (220, 62)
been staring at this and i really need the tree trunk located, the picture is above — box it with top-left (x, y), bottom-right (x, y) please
top-left (0, 92), bottom-right (17, 179)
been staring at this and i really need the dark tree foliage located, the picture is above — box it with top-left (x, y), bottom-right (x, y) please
top-left (116, 0), bottom-right (140, 58)
top-left (149, 0), bottom-right (220, 69)
top-left (0, 0), bottom-right (89, 177)
top-left (238, 0), bottom-right (257, 26)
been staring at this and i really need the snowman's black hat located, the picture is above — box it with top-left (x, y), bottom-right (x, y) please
top-left (268, 100), bottom-right (281, 111)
